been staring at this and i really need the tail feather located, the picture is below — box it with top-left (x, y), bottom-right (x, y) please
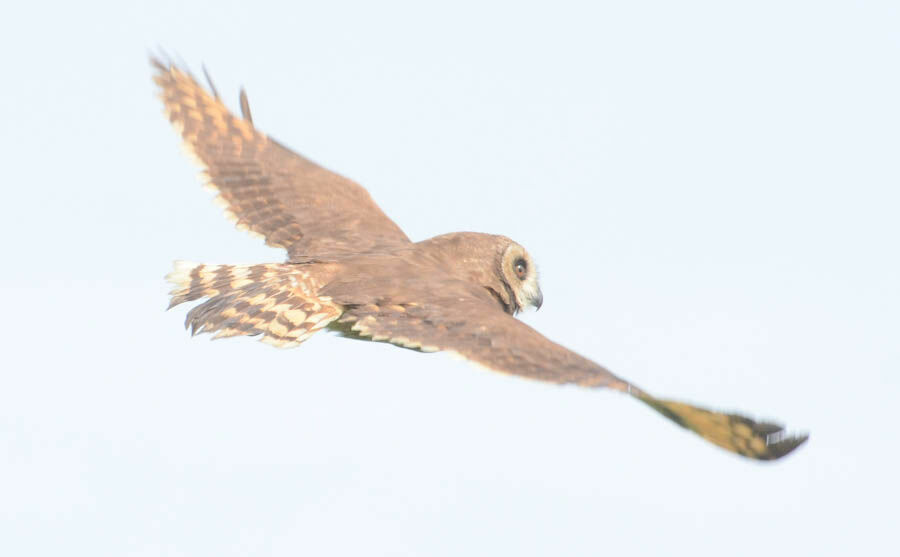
top-left (166, 261), bottom-right (342, 348)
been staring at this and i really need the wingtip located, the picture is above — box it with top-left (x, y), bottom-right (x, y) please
top-left (239, 87), bottom-right (253, 125)
top-left (148, 48), bottom-right (179, 75)
top-left (633, 392), bottom-right (809, 462)
top-left (759, 429), bottom-right (809, 461)
top-left (202, 64), bottom-right (221, 100)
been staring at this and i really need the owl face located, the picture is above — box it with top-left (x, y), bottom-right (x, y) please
top-left (501, 243), bottom-right (543, 312)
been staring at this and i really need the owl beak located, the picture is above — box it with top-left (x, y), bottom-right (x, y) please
top-left (533, 288), bottom-right (543, 311)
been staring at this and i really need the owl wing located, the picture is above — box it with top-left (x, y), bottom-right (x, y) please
top-left (152, 58), bottom-right (411, 258)
top-left (332, 296), bottom-right (808, 461)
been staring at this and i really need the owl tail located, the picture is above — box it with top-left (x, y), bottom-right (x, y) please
top-left (165, 261), bottom-right (342, 348)
top-left (629, 389), bottom-right (808, 460)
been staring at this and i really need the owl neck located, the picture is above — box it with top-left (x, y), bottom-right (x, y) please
top-left (414, 232), bottom-right (517, 314)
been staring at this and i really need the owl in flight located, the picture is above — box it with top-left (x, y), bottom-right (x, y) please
top-left (154, 57), bottom-right (807, 461)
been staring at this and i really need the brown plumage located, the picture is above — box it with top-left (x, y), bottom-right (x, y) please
top-left (155, 57), bottom-right (808, 461)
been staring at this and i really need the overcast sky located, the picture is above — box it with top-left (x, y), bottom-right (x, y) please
top-left (2, 1), bottom-right (898, 555)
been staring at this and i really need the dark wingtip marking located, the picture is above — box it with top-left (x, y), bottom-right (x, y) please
top-left (149, 48), bottom-right (175, 73)
top-left (202, 64), bottom-right (221, 100)
top-left (634, 393), bottom-right (808, 461)
top-left (239, 88), bottom-right (253, 125)
top-left (758, 430), bottom-right (809, 461)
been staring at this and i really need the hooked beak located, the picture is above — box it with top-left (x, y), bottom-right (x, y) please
top-left (533, 288), bottom-right (543, 311)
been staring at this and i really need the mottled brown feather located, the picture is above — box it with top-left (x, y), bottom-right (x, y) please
top-left (329, 288), bottom-right (806, 460)
top-left (167, 262), bottom-right (342, 348)
top-left (152, 58), bottom-right (410, 258)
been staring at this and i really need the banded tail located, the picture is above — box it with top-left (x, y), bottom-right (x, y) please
top-left (166, 261), bottom-right (342, 348)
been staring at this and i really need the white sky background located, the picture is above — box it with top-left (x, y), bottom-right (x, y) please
top-left (2, 1), bottom-right (898, 555)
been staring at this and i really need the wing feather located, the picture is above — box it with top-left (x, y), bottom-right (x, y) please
top-left (334, 298), bottom-right (808, 461)
top-left (152, 58), bottom-right (410, 258)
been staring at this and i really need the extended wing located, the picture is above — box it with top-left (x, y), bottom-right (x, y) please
top-left (152, 58), bottom-right (411, 258)
top-left (331, 297), bottom-right (808, 461)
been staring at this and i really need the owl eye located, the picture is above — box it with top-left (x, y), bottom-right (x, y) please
top-left (514, 258), bottom-right (528, 280)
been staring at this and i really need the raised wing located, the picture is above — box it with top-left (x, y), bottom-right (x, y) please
top-left (152, 58), bottom-right (411, 258)
top-left (331, 298), bottom-right (808, 461)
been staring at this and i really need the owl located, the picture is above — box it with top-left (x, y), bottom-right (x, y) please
top-left (155, 58), bottom-right (807, 461)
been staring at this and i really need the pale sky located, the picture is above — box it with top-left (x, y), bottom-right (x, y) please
top-left (2, 1), bottom-right (898, 555)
